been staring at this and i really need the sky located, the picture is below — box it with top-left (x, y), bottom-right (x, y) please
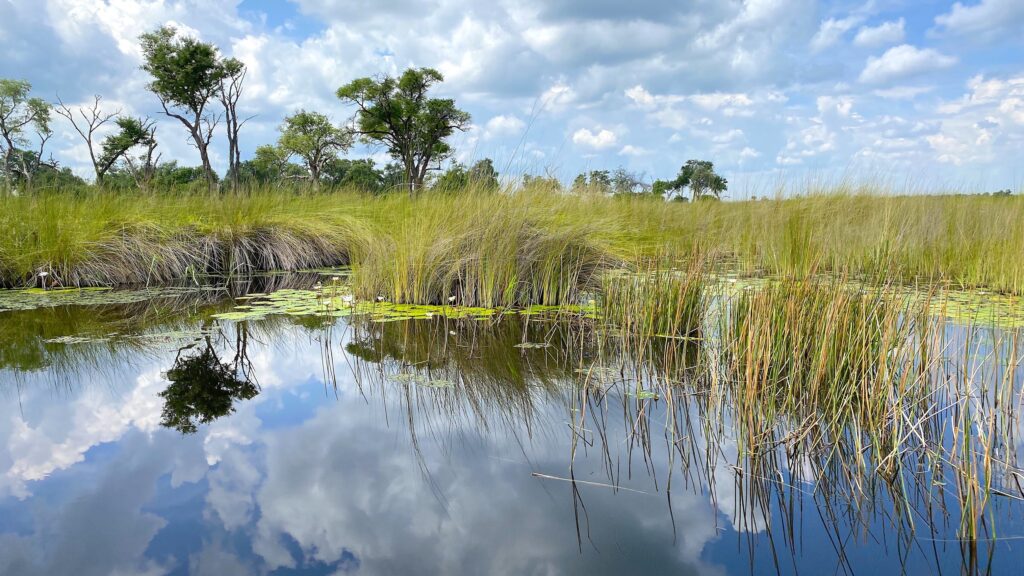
top-left (1, 0), bottom-right (1022, 194)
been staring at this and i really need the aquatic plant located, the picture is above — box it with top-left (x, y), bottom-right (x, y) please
top-left (3, 185), bottom-right (1023, 298)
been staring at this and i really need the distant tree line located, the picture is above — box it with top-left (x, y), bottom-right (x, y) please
top-left (0, 25), bottom-right (892, 202)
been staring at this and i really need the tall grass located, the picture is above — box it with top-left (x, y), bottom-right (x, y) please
top-left (2, 184), bottom-right (1023, 297)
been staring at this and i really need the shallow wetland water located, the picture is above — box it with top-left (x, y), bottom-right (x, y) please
top-left (0, 276), bottom-right (1022, 575)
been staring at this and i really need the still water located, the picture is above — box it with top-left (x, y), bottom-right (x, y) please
top-left (0, 285), bottom-right (1022, 575)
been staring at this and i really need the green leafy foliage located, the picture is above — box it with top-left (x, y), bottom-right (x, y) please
top-left (337, 68), bottom-right (471, 193)
top-left (0, 78), bottom-right (53, 185)
top-left (277, 110), bottom-right (352, 185)
top-left (653, 159), bottom-right (728, 201)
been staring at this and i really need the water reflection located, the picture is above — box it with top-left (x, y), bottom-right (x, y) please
top-left (160, 327), bottom-right (259, 434)
top-left (0, 296), bottom-right (1021, 575)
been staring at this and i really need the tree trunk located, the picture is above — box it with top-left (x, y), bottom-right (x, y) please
top-left (195, 138), bottom-right (216, 192)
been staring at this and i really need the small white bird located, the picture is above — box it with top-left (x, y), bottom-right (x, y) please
top-left (448, 295), bottom-right (457, 303)
top-left (376, 295), bottom-right (385, 302)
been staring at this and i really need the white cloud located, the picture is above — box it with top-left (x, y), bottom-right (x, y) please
top-left (858, 45), bottom-right (957, 84)
top-left (817, 95), bottom-right (854, 117)
top-left (873, 85), bottom-right (935, 100)
top-left (0, 0), bottom-right (1020, 185)
top-left (540, 81), bottom-right (577, 113)
top-left (739, 147), bottom-right (761, 159)
top-left (810, 15), bottom-right (863, 52)
top-left (572, 127), bottom-right (618, 149)
top-left (934, 0), bottom-right (1024, 42)
top-left (618, 144), bottom-right (649, 156)
top-left (924, 74), bottom-right (1024, 166)
top-left (690, 92), bottom-right (754, 110)
top-left (483, 115), bottom-right (525, 139)
top-left (853, 18), bottom-right (905, 48)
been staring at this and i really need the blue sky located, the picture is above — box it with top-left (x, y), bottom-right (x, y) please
top-left (1, 0), bottom-right (1022, 193)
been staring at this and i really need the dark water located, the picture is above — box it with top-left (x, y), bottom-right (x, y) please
top-left (1, 288), bottom-right (1023, 575)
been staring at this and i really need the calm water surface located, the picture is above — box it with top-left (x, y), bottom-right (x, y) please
top-left (0, 286), bottom-right (1022, 575)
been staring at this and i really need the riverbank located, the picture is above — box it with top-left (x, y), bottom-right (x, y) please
top-left (2, 187), bottom-right (1022, 299)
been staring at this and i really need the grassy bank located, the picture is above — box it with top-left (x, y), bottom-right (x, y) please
top-left (1, 186), bottom-right (1023, 299)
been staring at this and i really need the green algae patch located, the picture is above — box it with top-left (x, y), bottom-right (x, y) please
top-left (923, 290), bottom-right (1024, 329)
top-left (0, 286), bottom-right (223, 312)
top-left (213, 287), bottom-right (527, 323)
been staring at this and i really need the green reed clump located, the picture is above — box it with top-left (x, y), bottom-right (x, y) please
top-left (723, 279), bottom-right (928, 436)
top-left (3, 183), bottom-right (1023, 295)
top-left (600, 256), bottom-right (708, 342)
top-left (349, 189), bottom-right (618, 307)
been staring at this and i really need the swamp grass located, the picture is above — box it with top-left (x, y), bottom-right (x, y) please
top-left (1, 183), bottom-right (1023, 301)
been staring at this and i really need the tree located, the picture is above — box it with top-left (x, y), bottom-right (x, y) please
top-left (0, 79), bottom-right (53, 187)
top-left (218, 57), bottom-right (249, 191)
top-left (522, 173), bottom-right (562, 193)
top-left (121, 120), bottom-right (161, 191)
top-left (277, 110), bottom-right (352, 186)
top-left (433, 161), bottom-right (468, 191)
top-left (467, 158), bottom-right (499, 190)
top-left (140, 26), bottom-right (226, 190)
top-left (96, 116), bottom-right (155, 186)
top-left (611, 167), bottom-right (650, 195)
top-left (654, 159), bottom-right (728, 201)
top-left (323, 158), bottom-right (384, 192)
top-left (571, 170), bottom-right (612, 195)
top-left (152, 161), bottom-right (217, 190)
top-left (337, 68), bottom-right (471, 195)
top-left (54, 94), bottom-right (119, 185)
top-left (235, 144), bottom-right (300, 185)
top-left (380, 162), bottom-right (408, 192)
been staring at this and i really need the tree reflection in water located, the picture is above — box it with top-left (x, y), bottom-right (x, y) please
top-left (160, 325), bottom-right (259, 434)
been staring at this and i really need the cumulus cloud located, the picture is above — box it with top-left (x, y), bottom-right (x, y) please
top-left (0, 0), bottom-right (1019, 185)
top-left (618, 144), bottom-right (649, 156)
top-left (572, 127), bottom-right (618, 149)
top-left (483, 115), bottom-right (525, 139)
top-left (933, 0), bottom-right (1024, 42)
top-left (810, 15), bottom-right (863, 52)
top-left (859, 45), bottom-right (957, 84)
top-left (853, 19), bottom-right (905, 48)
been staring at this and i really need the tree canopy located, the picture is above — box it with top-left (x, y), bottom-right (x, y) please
top-left (653, 160), bottom-right (728, 201)
top-left (277, 110), bottom-right (352, 186)
top-left (0, 79), bottom-right (53, 186)
top-left (337, 68), bottom-right (471, 195)
top-left (140, 26), bottom-right (227, 189)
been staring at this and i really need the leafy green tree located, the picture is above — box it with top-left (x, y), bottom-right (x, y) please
top-left (277, 110), bottom-right (352, 186)
top-left (433, 162), bottom-right (468, 191)
top-left (235, 144), bottom-right (302, 185)
top-left (96, 116), bottom-right (155, 185)
top-left (611, 167), bottom-right (649, 195)
top-left (152, 161), bottom-right (217, 191)
top-left (337, 68), bottom-right (471, 195)
top-left (522, 173), bottom-right (562, 193)
top-left (468, 158), bottom-right (499, 190)
top-left (0, 79), bottom-right (53, 187)
top-left (140, 26), bottom-right (226, 190)
top-left (654, 159), bottom-right (728, 201)
top-left (571, 170), bottom-right (612, 195)
top-left (380, 162), bottom-right (408, 192)
top-left (323, 158), bottom-right (384, 192)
